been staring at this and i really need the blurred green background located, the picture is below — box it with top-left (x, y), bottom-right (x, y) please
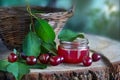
top-left (0, 0), bottom-right (120, 41)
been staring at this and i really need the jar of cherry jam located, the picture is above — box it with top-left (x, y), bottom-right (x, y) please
top-left (58, 38), bottom-right (89, 64)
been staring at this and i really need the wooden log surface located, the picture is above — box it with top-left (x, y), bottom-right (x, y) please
top-left (0, 34), bottom-right (120, 80)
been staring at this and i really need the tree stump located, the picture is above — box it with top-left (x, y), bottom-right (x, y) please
top-left (0, 34), bottom-right (120, 80)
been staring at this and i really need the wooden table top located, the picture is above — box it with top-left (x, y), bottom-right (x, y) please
top-left (1, 34), bottom-right (120, 80)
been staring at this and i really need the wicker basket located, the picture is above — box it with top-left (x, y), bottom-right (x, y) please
top-left (0, 6), bottom-right (73, 51)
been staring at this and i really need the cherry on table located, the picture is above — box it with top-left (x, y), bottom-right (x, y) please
top-left (82, 56), bottom-right (92, 66)
top-left (21, 53), bottom-right (28, 60)
top-left (8, 53), bottom-right (18, 63)
top-left (92, 53), bottom-right (101, 62)
top-left (59, 56), bottom-right (64, 63)
top-left (49, 56), bottom-right (61, 66)
top-left (38, 54), bottom-right (50, 64)
top-left (26, 56), bottom-right (37, 65)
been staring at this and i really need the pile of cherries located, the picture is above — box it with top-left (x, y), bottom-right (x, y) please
top-left (82, 53), bottom-right (101, 66)
top-left (8, 53), bottom-right (64, 66)
top-left (8, 52), bottom-right (101, 66)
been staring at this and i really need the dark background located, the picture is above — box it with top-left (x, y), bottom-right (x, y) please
top-left (0, 0), bottom-right (120, 41)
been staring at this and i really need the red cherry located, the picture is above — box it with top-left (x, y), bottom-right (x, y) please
top-left (8, 53), bottom-right (18, 63)
top-left (38, 54), bottom-right (50, 64)
top-left (82, 56), bottom-right (92, 66)
top-left (26, 56), bottom-right (37, 65)
top-left (92, 53), bottom-right (101, 62)
top-left (59, 56), bottom-right (64, 63)
top-left (21, 53), bottom-right (27, 60)
top-left (49, 56), bottom-right (61, 66)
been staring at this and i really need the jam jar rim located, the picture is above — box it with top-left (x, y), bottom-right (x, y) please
top-left (60, 38), bottom-right (89, 45)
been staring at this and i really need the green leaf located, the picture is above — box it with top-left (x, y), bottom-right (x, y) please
top-left (7, 62), bottom-right (30, 80)
top-left (58, 29), bottom-right (85, 41)
top-left (18, 63), bottom-right (30, 80)
top-left (40, 45), bottom-right (49, 53)
top-left (28, 64), bottom-right (47, 69)
top-left (42, 42), bottom-right (57, 56)
top-left (22, 31), bottom-right (41, 57)
top-left (76, 33), bottom-right (85, 38)
top-left (31, 10), bottom-right (44, 14)
top-left (34, 19), bottom-right (56, 43)
top-left (58, 29), bottom-right (77, 41)
top-left (7, 62), bottom-right (19, 80)
top-left (0, 60), bottom-right (10, 71)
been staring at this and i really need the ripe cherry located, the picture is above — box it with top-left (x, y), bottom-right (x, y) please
top-left (92, 53), bottom-right (101, 62)
top-left (20, 53), bottom-right (27, 60)
top-left (26, 56), bottom-right (37, 65)
top-left (59, 56), bottom-right (64, 63)
top-left (8, 53), bottom-right (18, 63)
top-left (38, 54), bottom-right (50, 64)
top-left (49, 56), bottom-right (61, 66)
top-left (82, 56), bottom-right (92, 66)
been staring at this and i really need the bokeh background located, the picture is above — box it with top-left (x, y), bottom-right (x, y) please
top-left (0, 0), bottom-right (120, 41)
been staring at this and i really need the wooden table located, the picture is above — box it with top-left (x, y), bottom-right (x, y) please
top-left (0, 34), bottom-right (120, 80)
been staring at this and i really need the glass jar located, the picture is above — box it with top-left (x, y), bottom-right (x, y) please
top-left (58, 38), bottom-right (89, 64)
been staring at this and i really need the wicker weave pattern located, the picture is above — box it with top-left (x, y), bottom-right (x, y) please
top-left (0, 7), bottom-right (73, 51)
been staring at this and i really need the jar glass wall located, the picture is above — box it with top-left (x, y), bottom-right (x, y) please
top-left (58, 38), bottom-right (89, 64)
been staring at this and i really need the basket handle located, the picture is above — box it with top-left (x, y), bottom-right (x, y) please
top-left (51, 5), bottom-right (75, 20)
top-left (35, 4), bottom-right (75, 20)
top-left (65, 7), bottom-right (74, 18)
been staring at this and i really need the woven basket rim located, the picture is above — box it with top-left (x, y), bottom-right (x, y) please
top-left (0, 6), bottom-right (68, 13)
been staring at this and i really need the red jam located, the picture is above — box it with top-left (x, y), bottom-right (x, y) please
top-left (58, 38), bottom-right (89, 64)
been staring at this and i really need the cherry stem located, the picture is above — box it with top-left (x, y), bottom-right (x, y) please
top-left (26, 0), bottom-right (39, 20)
top-left (29, 23), bottom-right (32, 31)
top-left (25, 0), bottom-right (39, 32)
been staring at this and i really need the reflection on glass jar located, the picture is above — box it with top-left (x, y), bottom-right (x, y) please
top-left (58, 38), bottom-right (89, 64)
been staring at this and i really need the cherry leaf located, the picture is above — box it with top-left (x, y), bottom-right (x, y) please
top-left (7, 62), bottom-right (30, 80)
top-left (34, 19), bottom-right (55, 43)
top-left (58, 29), bottom-right (85, 41)
top-left (22, 31), bottom-right (41, 57)
top-left (0, 60), bottom-right (10, 71)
